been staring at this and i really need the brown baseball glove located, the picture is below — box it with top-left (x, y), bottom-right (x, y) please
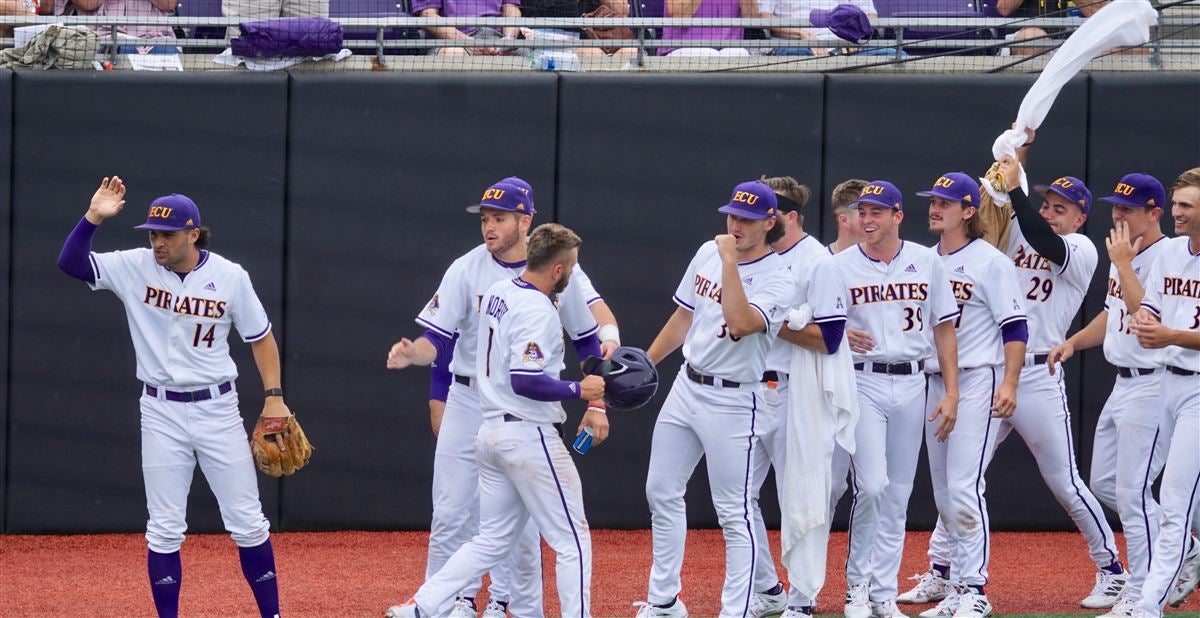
top-left (250, 415), bottom-right (314, 477)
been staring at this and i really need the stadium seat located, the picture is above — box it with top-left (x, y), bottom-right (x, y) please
top-left (874, 0), bottom-right (992, 54)
top-left (330, 0), bottom-right (423, 55)
top-left (176, 0), bottom-right (226, 43)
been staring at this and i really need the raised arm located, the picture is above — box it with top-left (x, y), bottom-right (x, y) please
top-left (58, 176), bottom-right (126, 282)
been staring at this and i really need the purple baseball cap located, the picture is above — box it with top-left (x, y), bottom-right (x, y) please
top-left (718, 181), bottom-right (778, 220)
top-left (501, 176), bottom-right (537, 213)
top-left (916, 172), bottom-right (981, 207)
top-left (851, 180), bottom-right (904, 210)
top-left (1035, 176), bottom-right (1092, 214)
top-left (1099, 173), bottom-right (1166, 209)
top-left (134, 194), bottom-right (201, 231)
top-left (810, 4), bottom-right (872, 43)
top-left (466, 181), bottom-right (534, 215)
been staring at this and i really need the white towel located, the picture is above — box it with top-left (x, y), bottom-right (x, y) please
top-left (992, 0), bottom-right (1158, 193)
top-left (780, 304), bottom-right (860, 600)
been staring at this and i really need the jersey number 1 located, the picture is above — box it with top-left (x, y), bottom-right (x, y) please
top-left (193, 323), bottom-right (216, 348)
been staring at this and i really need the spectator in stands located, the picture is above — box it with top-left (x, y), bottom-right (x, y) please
top-left (224, 0), bottom-right (330, 38)
top-left (1, 0), bottom-right (37, 40)
top-left (414, 0), bottom-right (521, 56)
top-left (761, 0), bottom-right (894, 56)
top-left (520, 0), bottom-right (637, 59)
top-left (987, 0), bottom-right (1107, 56)
top-left (40, 0), bottom-right (177, 48)
top-left (660, 0), bottom-right (756, 57)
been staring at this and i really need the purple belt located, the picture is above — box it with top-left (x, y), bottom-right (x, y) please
top-left (144, 382), bottom-right (233, 403)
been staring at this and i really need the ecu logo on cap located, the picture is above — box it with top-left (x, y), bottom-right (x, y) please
top-left (861, 185), bottom-right (885, 196)
top-left (934, 176), bottom-right (955, 189)
top-left (148, 206), bottom-right (174, 219)
top-left (1114, 183), bottom-right (1136, 196)
top-left (732, 191), bottom-right (759, 205)
top-left (482, 188), bottom-right (506, 201)
top-left (1053, 177), bottom-right (1074, 189)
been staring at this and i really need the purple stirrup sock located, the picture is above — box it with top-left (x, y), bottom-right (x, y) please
top-left (238, 540), bottom-right (281, 618)
top-left (147, 549), bottom-right (182, 618)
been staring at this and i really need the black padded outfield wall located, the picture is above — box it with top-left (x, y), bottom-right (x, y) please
top-left (2, 71), bottom-right (1197, 534)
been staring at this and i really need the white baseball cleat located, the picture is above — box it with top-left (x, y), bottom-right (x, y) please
top-left (918, 589), bottom-right (962, 618)
top-left (898, 571), bottom-right (955, 604)
top-left (748, 584), bottom-right (788, 617)
top-left (1168, 536), bottom-right (1200, 607)
top-left (870, 599), bottom-right (910, 618)
top-left (481, 600), bottom-right (508, 618)
top-left (845, 582), bottom-right (873, 618)
top-left (447, 597), bottom-right (476, 618)
top-left (1096, 594), bottom-right (1138, 617)
top-left (633, 596), bottom-right (689, 617)
top-left (951, 592), bottom-right (992, 618)
top-left (1081, 567), bottom-right (1129, 609)
top-left (385, 599), bottom-right (423, 618)
top-left (781, 606), bottom-right (814, 617)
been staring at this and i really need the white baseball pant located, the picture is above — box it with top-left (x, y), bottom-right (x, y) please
top-left (416, 418), bottom-right (592, 618)
top-left (924, 367), bottom-right (1002, 589)
top-left (646, 372), bottom-right (762, 617)
top-left (1136, 371), bottom-right (1200, 616)
top-left (428, 381), bottom-right (542, 615)
top-left (139, 386), bottom-right (270, 553)
top-left (1089, 371), bottom-right (1168, 599)
top-left (846, 369), bottom-right (925, 602)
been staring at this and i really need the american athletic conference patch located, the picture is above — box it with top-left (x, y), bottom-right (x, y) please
top-left (522, 342), bottom-right (545, 367)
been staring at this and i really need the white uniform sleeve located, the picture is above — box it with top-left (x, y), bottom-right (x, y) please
top-left (508, 303), bottom-right (562, 375)
top-left (672, 249), bottom-right (702, 312)
top-left (1060, 234), bottom-right (1099, 292)
top-left (808, 256), bottom-right (848, 323)
top-left (572, 263), bottom-right (603, 306)
top-left (748, 269), bottom-right (794, 337)
top-left (1140, 249), bottom-right (1165, 317)
top-left (986, 253), bottom-right (1027, 327)
top-left (87, 249), bottom-right (143, 294)
top-left (557, 267), bottom-right (600, 340)
top-left (416, 258), bottom-right (468, 339)
top-left (928, 257), bottom-right (961, 326)
top-left (230, 267), bottom-right (273, 342)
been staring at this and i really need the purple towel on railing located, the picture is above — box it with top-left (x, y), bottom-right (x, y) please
top-left (231, 17), bottom-right (344, 57)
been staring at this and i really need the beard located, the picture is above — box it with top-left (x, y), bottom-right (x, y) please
top-left (549, 270), bottom-right (570, 304)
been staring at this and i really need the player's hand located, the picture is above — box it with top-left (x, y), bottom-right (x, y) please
top-left (386, 338), bottom-right (416, 369)
top-left (578, 405), bottom-right (609, 446)
top-left (847, 328), bottom-right (875, 354)
top-left (1047, 340), bottom-right (1075, 375)
top-left (579, 375), bottom-right (605, 401)
top-left (87, 176), bottom-right (126, 224)
top-left (928, 392), bottom-right (958, 442)
top-left (600, 339), bottom-right (618, 360)
top-left (714, 234), bottom-right (738, 262)
top-left (991, 383), bottom-right (1017, 418)
top-left (1105, 221), bottom-right (1141, 267)
top-left (429, 399), bottom-right (445, 436)
top-left (998, 156), bottom-right (1023, 192)
top-left (261, 396), bottom-right (292, 419)
top-left (1131, 318), bottom-right (1174, 349)
top-left (1011, 123), bottom-right (1036, 148)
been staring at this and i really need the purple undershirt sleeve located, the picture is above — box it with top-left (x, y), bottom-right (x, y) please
top-left (510, 372), bottom-right (580, 402)
top-left (571, 334), bottom-right (602, 364)
top-left (818, 320), bottom-right (845, 355)
top-left (1001, 319), bottom-right (1029, 344)
top-left (421, 330), bottom-right (455, 402)
top-left (58, 217), bottom-right (98, 283)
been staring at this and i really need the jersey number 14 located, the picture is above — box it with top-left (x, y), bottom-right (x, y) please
top-left (193, 323), bottom-right (216, 348)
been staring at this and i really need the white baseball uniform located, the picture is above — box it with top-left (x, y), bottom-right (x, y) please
top-left (1089, 236), bottom-right (1171, 600)
top-left (645, 241), bottom-right (792, 617)
top-left (832, 241), bottom-right (958, 602)
top-left (1136, 236), bottom-right (1200, 617)
top-left (922, 238), bottom-right (1026, 590)
top-left (414, 243), bottom-right (598, 613)
top-left (415, 277), bottom-right (592, 617)
top-left (928, 215), bottom-right (1120, 574)
top-left (749, 234), bottom-right (843, 607)
top-left (87, 248), bottom-right (273, 554)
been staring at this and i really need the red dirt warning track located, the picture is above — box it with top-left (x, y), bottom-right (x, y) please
top-left (2, 530), bottom-right (1198, 617)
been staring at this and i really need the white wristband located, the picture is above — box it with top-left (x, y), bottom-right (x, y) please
top-left (598, 324), bottom-right (621, 346)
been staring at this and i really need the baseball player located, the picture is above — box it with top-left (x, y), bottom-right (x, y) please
top-left (827, 179), bottom-right (868, 256)
top-left (911, 147), bottom-right (1125, 610)
top-left (833, 180), bottom-right (961, 618)
top-left (56, 177), bottom-right (287, 618)
top-left (1044, 173), bottom-right (1171, 617)
top-left (386, 180), bottom-right (615, 618)
top-left (903, 173), bottom-right (1028, 618)
top-left (1128, 167), bottom-right (1200, 618)
top-left (388, 223), bottom-right (607, 618)
top-left (747, 175), bottom-right (843, 617)
top-left (635, 181), bottom-right (794, 618)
